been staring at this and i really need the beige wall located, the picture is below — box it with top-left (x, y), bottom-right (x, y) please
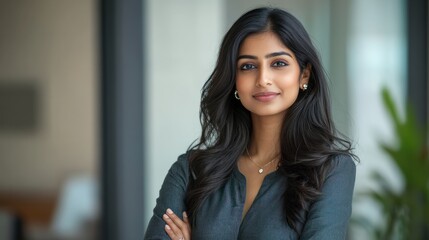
top-left (0, 0), bottom-right (98, 192)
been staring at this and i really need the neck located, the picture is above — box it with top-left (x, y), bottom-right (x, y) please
top-left (247, 114), bottom-right (283, 164)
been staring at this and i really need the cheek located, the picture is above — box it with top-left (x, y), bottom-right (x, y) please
top-left (235, 75), bottom-right (252, 92)
top-left (276, 72), bottom-right (301, 90)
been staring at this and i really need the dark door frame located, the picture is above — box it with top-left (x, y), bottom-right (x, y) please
top-left (407, 0), bottom-right (428, 134)
top-left (100, 0), bottom-right (145, 239)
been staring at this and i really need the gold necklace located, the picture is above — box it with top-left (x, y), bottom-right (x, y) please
top-left (245, 148), bottom-right (277, 174)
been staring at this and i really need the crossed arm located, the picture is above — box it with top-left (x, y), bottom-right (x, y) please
top-left (144, 155), bottom-right (191, 240)
top-left (145, 154), bottom-right (356, 240)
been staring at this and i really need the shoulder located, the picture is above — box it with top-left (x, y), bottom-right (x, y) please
top-left (157, 153), bottom-right (191, 195)
top-left (328, 154), bottom-right (356, 175)
top-left (322, 154), bottom-right (356, 194)
top-left (173, 153), bottom-right (190, 170)
top-left (168, 153), bottom-right (190, 179)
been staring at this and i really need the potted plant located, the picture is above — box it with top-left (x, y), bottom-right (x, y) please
top-left (352, 87), bottom-right (428, 239)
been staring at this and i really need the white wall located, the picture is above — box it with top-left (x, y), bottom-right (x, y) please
top-left (144, 0), bottom-right (224, 226)
top-left (0, 0), bottom-right (98, 192)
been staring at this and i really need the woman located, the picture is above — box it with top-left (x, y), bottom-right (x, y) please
top-left (145, 7), bottom-right (357, 240)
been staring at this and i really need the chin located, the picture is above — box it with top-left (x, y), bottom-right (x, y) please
top-left (250, 109), bottom-right (288, 118)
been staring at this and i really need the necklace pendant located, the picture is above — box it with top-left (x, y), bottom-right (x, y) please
top-left (258, 168), bottom-right (263, 174)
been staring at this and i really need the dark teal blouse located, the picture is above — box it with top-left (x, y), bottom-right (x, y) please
top-left (144, 154), bottom-right (356, 239)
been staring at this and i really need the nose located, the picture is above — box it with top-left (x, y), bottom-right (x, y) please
top-left (256, 65), bottom-right (271, 87)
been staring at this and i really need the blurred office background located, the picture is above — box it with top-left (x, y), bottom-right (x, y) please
top-left (0, 0), bottom-right (427, 239)
top-left (0, 0), bottom-right (99, 239)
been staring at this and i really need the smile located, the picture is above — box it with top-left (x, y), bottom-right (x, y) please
top-left (253, 92), bottom-right (280, 102)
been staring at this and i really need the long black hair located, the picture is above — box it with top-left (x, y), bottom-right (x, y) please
top-left (185, 7), bottom-right (355, 232)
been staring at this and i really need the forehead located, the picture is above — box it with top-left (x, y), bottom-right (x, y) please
top-left (238, 31), bottom-right (293, 55)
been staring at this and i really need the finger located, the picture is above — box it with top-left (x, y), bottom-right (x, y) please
top-left (182, 211), bottom-right (191, 239)
top-left (166, 208), bottom-right (186, 230)
top-left (163, 213), bottom-right (184, 239)
top-left (183, 211), bottom-right (189, 224)
top-left (164, 224), bottom-right (178, 240)
top-left (165, 209), bottom-right (188, 239)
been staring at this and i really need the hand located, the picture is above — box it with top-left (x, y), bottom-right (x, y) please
top-left (163, 208), bottom-right (191, 240)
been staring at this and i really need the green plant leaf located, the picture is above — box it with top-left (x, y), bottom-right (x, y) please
top-left (363, 87), bottom-right (429, 239)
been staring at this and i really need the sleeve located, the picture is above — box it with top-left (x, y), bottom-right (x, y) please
top-left (144, 154), bottom-right (190, 240)
top-left (300, 155), bottom-right (357, 240)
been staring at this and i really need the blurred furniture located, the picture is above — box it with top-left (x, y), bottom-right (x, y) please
top-left (0, 192), bottom-right (56, 228)
top-left (51, 175), bottom-right (98, 237)
top-left (0, 209), bottom-right (23, 240)
top-left (0, 192), bottom-right (55, 239)
top-left (0, 175), bottom-right (98, 240)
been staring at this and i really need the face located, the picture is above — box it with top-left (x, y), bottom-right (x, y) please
top-left (235, 31), bottom-right (310, 118)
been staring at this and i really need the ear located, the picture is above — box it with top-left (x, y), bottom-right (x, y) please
top-left (300, 64), bottom-right (311, 89)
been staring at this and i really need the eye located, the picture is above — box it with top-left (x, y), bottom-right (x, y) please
top-left (272, 61), bottom-right (288, 67)
top-left (240, 63), bottom-right (256, 70)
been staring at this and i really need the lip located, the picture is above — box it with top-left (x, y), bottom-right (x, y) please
top-left (253, 91), bottom-right (280, 102)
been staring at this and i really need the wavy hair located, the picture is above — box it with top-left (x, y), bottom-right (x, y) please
top-left (185, 7), bottom-right (355, 232)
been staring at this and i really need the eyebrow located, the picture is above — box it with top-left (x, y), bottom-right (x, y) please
top-left (237, 51), bottom-right (293, 60)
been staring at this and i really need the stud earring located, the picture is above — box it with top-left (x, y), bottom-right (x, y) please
top-left (234, 90), bottom-right (240, 100)
top-left (302, 83), bottom-right (308, 90)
